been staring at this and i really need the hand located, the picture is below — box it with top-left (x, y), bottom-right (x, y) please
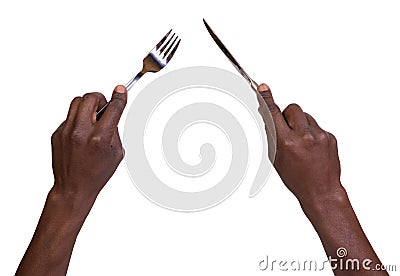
top-left (51, 85), bottom-right (127, 201)
top-left (257, 83), bottom-right (343, 206)
top-left (16, 85), bottom-right (128, 276)
top-left (257, 83), bottom-right (388, 276)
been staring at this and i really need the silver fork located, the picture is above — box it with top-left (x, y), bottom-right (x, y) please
top-left (96, 29), bottom-right (181, 119)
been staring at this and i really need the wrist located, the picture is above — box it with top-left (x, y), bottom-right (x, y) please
top-left (47, 185), bottom-right (96, 223)
top-left (299, 183), bottom-right (351, 220)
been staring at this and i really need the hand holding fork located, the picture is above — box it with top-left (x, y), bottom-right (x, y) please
top-left (96, 29), bottom-right (181, 120)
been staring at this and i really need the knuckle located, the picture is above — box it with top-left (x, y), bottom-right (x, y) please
top-left (70, 129), bottom-right (85, 144)
top-left (315, 131), bottom-right (329, 143)
top-left (82, 92), bottom-right (96, 99)
top-left (83, 92), bottom-right (106, 101)
top-left (69, 97), bottom-right (82, 108)
top-left (260, 90), bottom-right (280, 113)
top-left (285, 103), bottom-right (301, 113)
top-left (302, 132), bottom-right (315, 142)
top-left (280, 137), bottom-right (296, 149)
top-left (327, 132), bottom-right (337, 144)
top-left (72, 96), bottom-right (82, 103)
top-left (302, 131), bottom-right (315, 141)
top-left (89, 134), bottom-right (105, 147)
top-left (68, 97), bottom-right (82, 110)
top-left (267, 103), bottom-right (280, 114)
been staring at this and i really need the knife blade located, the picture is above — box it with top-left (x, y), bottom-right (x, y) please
top-left (203, 19), bottom-right (278, 197)
top-left (203, 19), bottom-right (259, 92)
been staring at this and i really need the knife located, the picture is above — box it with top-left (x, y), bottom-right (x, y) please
top-left (203, 19), bottom-right (260, 92)
top-left (203, 19), bottom-right (277, 197)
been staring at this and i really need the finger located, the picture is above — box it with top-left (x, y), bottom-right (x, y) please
top-left (304, 112), bottom-right (321, 128)
top-left (63, 96), bottom-right (82, 133)
top-left (282, 104), bottom-right (309, 131)
top-left (54, 120), bottom-right (66, 134)
top-left (327, 131), bottom-right (338, 147)
top-left (111, 128), bottom-right (124, 162)
top-left (257, 83), bottom-right (289, 135)
top-left (75, 92), bottom-right (107, 127)
top-left (98, 85), bottom-right (127, 138)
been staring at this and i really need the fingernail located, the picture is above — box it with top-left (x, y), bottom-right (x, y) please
top-left (114, 85), bottom-right (127, 94)
top-left (258, 83), bottom-right (270, 92)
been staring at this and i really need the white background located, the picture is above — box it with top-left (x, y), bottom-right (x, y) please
top-left (1, 0), bottom-right (399, 275)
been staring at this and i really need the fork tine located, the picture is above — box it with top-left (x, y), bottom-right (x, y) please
top-left (164, 36), bottom-right (178, 58)
top-left (156, 29), bottom-right (172, 50)
top-left (166, 38), bottom-right (181, 62)
top-left (159, 33), bottom-right (175, 54)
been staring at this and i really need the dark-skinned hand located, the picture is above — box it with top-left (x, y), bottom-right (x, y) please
top-left (257, 83), bottom-right (388, 276)
top-left (16, 85), bottom-right (128, 276)
top-left (51, 85), bottom-right (127, 201)
top-left (257, 83), bottom-right (342, 207)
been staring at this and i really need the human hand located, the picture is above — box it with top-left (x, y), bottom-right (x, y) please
top-left (50, 85), bottom-right (127, 202)
top-left (16, 85), bottom-right (128, 276)
top-left (257, 83), bottom-right (344, 207)
top-left (257, 83), bottom-right (389, 276)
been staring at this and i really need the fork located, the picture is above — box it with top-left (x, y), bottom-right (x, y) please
top-left (96, 29), bottom-right (181, 120)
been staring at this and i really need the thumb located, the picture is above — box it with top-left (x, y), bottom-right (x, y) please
top-left (98, 85), bottom-right (128, 136)
top-left (257, 83), bottom-right (288, 134)
top-left (257, 83), bottom-right (281, 117)
top-left (110, 84), bottom-right (127, 108)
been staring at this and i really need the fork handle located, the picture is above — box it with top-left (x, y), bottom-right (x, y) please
top-left (125, 70), bottom-right (145, 91)
top-left (96, 70), bottom-right (145, 120)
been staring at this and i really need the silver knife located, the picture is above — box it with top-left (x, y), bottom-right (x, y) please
top-left (203, 19), bottom-right (259, 92)
top-left (203, 19), bottom-right (277, 197)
